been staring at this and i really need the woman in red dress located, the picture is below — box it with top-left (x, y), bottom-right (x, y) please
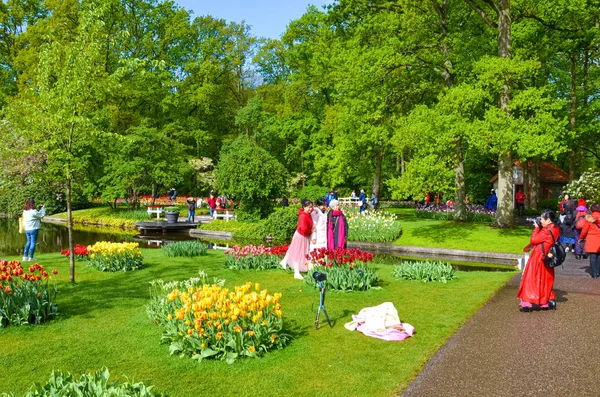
top-left (517, 210), bottom-right (559, 312)
top-left (280, 199), bottom-right (314, 279)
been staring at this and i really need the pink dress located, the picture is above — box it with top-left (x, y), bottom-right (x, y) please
top-left (280, 209), bottom-right (313, 272)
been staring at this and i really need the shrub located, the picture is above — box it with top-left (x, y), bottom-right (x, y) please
top-left (165, 206), bottom-right (180, 212)
top-left (224, 244), bottom-right (289, 270)
top-left (159, 281), bottom-right (291, 363)
top-left (87, 241), bottom-right (143, 272)
top-left (8, 367), bottom-right (163, 396)
top-left (146, 271), bottom-right (225, 327)
top-left (304, 248), bottom-right (378, 291)
top-left (537, 198), bottom-right (560, 212)
top-left (347, 210), bottom-right (403, 242)
top-left (198, 220), bottom-right (263, 240)
top-left (563, 170), bottom-right (600, 204)
top-left (162, 241), bottom-right (208, 257)
top-left (392, 260), bottom-right (456, 283)
top-left (0, 260), bottom-right (58, 327)
top-left (260, 205), bottom-right (301, 241)
top-left (294, 185), bottom-right (328, 202)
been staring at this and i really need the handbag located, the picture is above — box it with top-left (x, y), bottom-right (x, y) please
top-left (18, 217), bottom-right (24, 234)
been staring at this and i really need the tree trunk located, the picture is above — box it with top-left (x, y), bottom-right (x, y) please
top-left (372, 149), bottom-right (383, 199)
top-left (568, 52), bottom-right (577, 182)
top-left (522, 160), bottom-right (530, 209)
top-left (494, 0), bottom-right (512, 227)
top-left (66, 164), bottom-right (75, 283)
top-left (494, 152), bottom-right (514, 227)
top-left (530, 159), bottom-right (541, 210)
top-left (454, 140), bottom-right (467, 221)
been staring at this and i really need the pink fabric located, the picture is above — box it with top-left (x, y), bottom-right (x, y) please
top-left (280, 231), bottom-right (310, 272)
top-left (352, 315), bottom-right (415, 341)
top-left (327, 210), bottom-right (346, 249)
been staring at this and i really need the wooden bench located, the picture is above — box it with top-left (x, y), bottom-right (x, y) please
top-left (147, 206), bottom-right (164, 219)
top-left (213, 210), bottom-right (235, 221)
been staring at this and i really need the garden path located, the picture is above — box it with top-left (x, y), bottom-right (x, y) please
top-left (402, 272), bottom-right (600, 396)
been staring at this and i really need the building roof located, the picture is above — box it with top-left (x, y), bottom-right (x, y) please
top-left (489, 161), bottom-right (569, 184)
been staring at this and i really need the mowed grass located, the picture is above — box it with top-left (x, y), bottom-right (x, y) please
top-left (387, 209), bottom-right (531, 254)
top-left (0, 249), bottom-right (515, 396)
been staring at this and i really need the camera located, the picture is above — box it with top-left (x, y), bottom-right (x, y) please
top-left (312, 272), bottom-right (327, 282)
top-left (526, 217), bottom-right (541, 227)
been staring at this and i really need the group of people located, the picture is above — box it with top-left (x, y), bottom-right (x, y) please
top-left (280, 198), bottom-right (348, 279)
top-left (519, 195), bottom-right (600, 312)
top-left (206, 192), bottom-right (232, 219)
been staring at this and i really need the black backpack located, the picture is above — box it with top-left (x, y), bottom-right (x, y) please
top-left (541, 228), bottom-right (566, 268)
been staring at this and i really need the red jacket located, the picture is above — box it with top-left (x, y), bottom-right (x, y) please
top-left (580, 212), bottom-right (600, 253)
top-left (296, 208), bottom-right (313, 237)
top-left (515, 191), bottom-right (526, 205)
top-left (518, 225), bottom-right (558, 306)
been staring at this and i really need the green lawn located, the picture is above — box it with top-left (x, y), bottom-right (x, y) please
top-left (389, 210), bottom-right (531, 254)
top-left (0, 249), bottom-right (514, 396)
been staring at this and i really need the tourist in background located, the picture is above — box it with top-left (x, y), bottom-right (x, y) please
top-left (484, 189), bottom-right (497, 211)
top-left (22, 198), bottom-right (46, 262)
top-left (324, 190), bottom-right (335, 207)
top-left (517, 210), bottom-right (558, 311)
top-left (310, 198), bottom-right (328, 252)
top-left (579, 203), bottom-right (600, 279)
top-left (207, 193), bottom-right (217, 219)
top-left (327, 199), bottom-right (348, 250)
top-left (559, 197), bottom-right (577, 253)
top-left (280, 199), bottom-right (314, 280)
top-left (186, 197), bottom-right (196, 223)
top-left (358, 189), bottom-right (367, 213)
top-left (370, 193), bottom-right (379, 210)
top-left (574, 204), bottom-right (588, 260)
top-left (515, 188), bottom-right (526, 217)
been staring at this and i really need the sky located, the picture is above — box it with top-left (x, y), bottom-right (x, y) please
top-left (175, 0), bottom-right (331, 39)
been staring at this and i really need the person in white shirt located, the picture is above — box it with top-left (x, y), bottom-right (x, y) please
top-left (310, 198), bottom-right (328, 253)
top-left (22, 198), bottom-right (46, 261)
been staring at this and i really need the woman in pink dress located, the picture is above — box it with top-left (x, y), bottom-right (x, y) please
top-left (280, 199), bottom-right (314, 279)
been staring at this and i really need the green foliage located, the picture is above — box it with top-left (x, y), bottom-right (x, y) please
top-left (164, 207), bottom-right (180, 212)
top-left (304, 263), bottom-right (378, 291)
top-left (161, 241), bottom-right (208, 258)
top-left (392, 260), bottom-right (456, 283)
top-left (198, 220), bottom-right (263, 240)
top-left (215, 136), bottom-right (289, 219)
top-left (53, 207), bottom-right (151, 227)
top-left (259, 205), bottom-right (301, 241)
top-left (9, 367), bottom-right (163, 397)
top-left (537, 198), bottom-right (561, 212)
top-left (293, 185), bottom-right (328, 202)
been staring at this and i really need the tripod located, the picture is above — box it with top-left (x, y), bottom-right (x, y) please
top-left (315, 280), bottom-right (332, 330)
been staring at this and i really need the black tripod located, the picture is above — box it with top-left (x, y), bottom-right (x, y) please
top-left (315, 279), bottom-right (332, 330)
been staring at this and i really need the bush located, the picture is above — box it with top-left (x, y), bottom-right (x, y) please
top-left (198, 220), bottom-right (263, 239)
top-left (223, 245), bottom-right (289, 270)
top-left (260, 205), bottom-right (301, 241)
top-left (162, 241), bottom-right (208, 257)
top-left (158, 281), bottom-right (291, 363)
top-left (7, 367), bottom-right (163, 396)
top-left (392, 260), bottom-right (456, 283)
top-left (304, 248), bottom-right (378, 291)
top-left (347, 210), bottom-right (402, 242)
top-left (87, 241), bottom-right (143, 272)
top-left (537, 198), bottom-right (560, 212)
top-left (294, 185), bottom-right (328, 202)
top-left (0, 260), bottom-right (58, 327)
top-left (146, 271), bottom-right (225, 327)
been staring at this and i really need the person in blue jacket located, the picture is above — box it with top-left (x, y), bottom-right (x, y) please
top-left (485, 189), bottom-right (498, 211)
top-left (358, 189), bottom-right (367, 213)
top-left (324, 190), bottom-right (335, 207)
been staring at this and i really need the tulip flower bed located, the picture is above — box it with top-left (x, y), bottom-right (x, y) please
top-left (157, 281), bottom-right (290, 364)
top-left (415, 204), bottom-right (495, 222)
top-left (60, 244), bottom-right (89, 259)
top-left (20, 367), bottom-right (162, 396)
top-left (161, 241), bottom-right (208, 257)
top-left (347, 210), bottom-right (403, 242)
top-left (87, 241), bottom-right (143, 272)
top-left (392, 260), bottom-right (456, 283)
top-left (0, 259), bottom-right (58, 328)
top-left (305, 248), bottom-right (378, 291)
top-left (223, 244), bottom-right (289, 270)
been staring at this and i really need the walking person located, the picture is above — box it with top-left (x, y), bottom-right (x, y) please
top-left (186, 197), bottom-right (196, 224)
top-left (207, 193), bottom-right (217, 219)
top-left (517, 210), bottom-right (559, 311)
top-left (22, 198), bottom-right (46, 262)
top-left (310, 198), bottom-right (328, 253)
top-left (327, 199), bottom-right (348, 250)
top-left (358, 189), bottom-right (367, 213)
top-left (280, 199), bottom-right (314, 280)
top-left (579, 203), bottom-right (600, 279)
